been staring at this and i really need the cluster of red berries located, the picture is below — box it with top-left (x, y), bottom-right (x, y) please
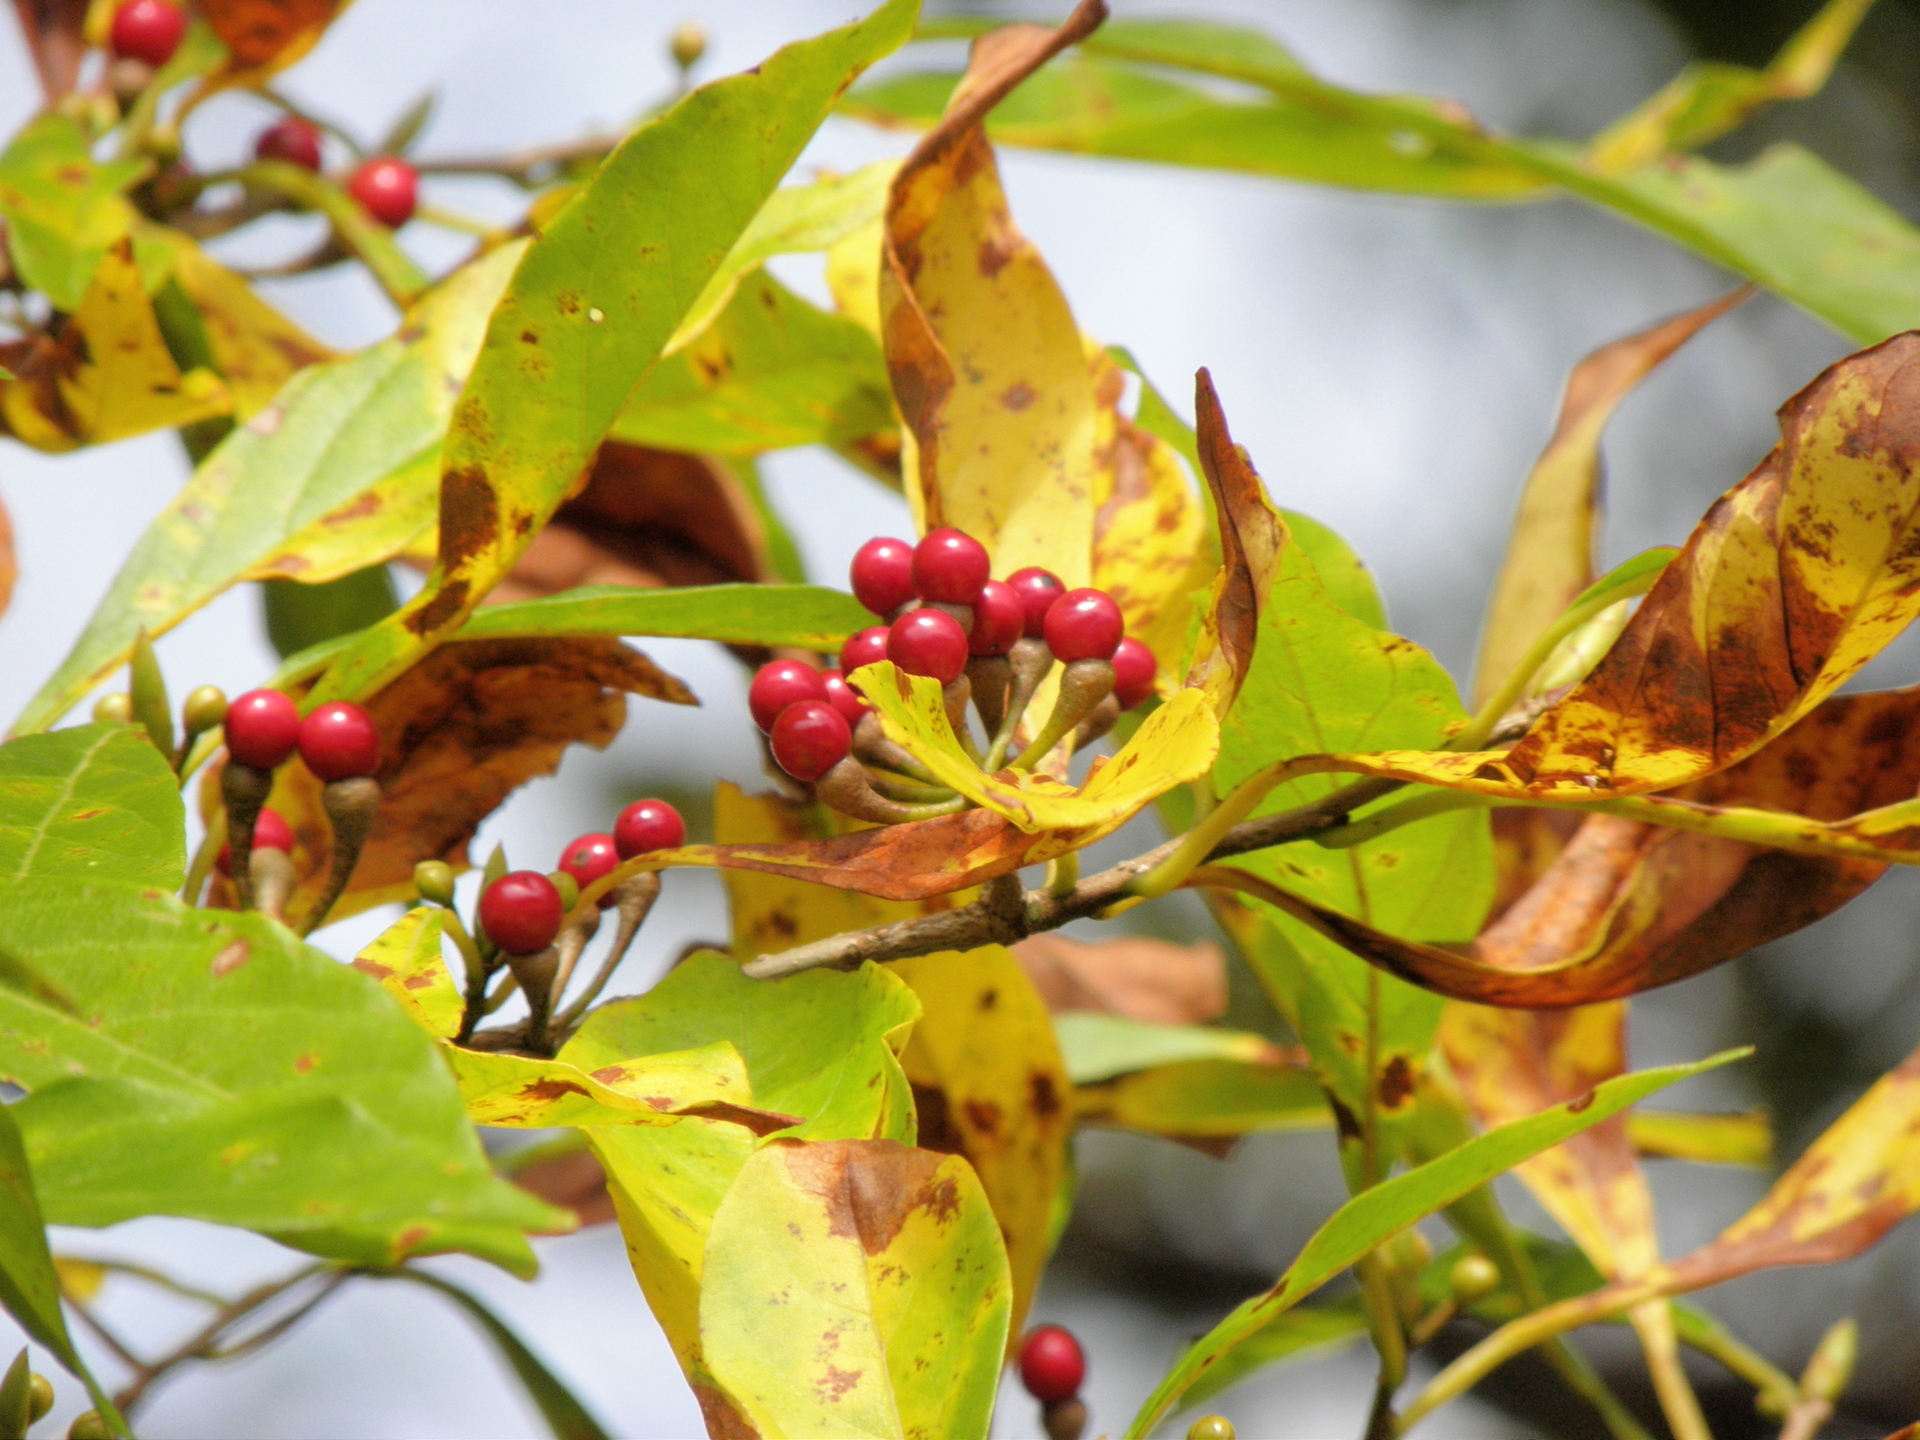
top-left (224, 689), bottom-right (382, 781)
top-left (105, 0), bottom-right (418, 229)
top-left (475, 798), bottom-right (686, 957)
top-left (749, 528), bottom-right (1156, 811)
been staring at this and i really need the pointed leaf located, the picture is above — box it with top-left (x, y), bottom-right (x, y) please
top-left (446, 1042), bottom-right (765, 1131)
top-left (1053, 1012), bottom-right (1281, 1084)
top-left (0, 114), bottom-right (143, 311)
top-left (350, 906), bottom-right (461, 1038)
top-left (0, 724), bottom-right (182, 888)
top-left (1076, 1057), bottom-right (1328, 1140)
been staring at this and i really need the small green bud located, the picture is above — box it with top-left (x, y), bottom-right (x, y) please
top-left (413, 860), bottom-right (458, 907)
top-left (70, 1411), bottom-right (114, 1440)
top-left (669, 20), bottom-right (706, 70)
top-left (1800, 1316), bottom-right (1857, 1402)
top-left (182, 684), bottom-right (229, 737)
top-left (28, 1372), bottom-right (53, 1423)
top-left (548, 870), bottom-right (581, 913)
top-left (1187, 1417), bottom-right (1235, 1440)
top-left (1448, 1252), bottom-right (1501, 1304)
top-left (129, 628), bottom-right (176, 760)
top-left (1387, 1227), bottom-right (1431, 1276)
top-left (93, 692), bottom-right (135, 725)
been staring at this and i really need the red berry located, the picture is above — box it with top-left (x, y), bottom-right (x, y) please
top-left (255, 115), bottom-right (324, 171)
top-left (1044, 588), bottom-right (1125, 662)
top-left (888, 608), bottom-right (969, 684)
top-left (769, 700), bottom-right (851, 782)
top-left (297, 701), bottom-right (381, 781)
top-left (840, 625), bottom-right (891, 675)
top-left (850, 537), bottom-right (915, 617)
top-left (969, 578), bottom-right (1023, 656)
top-left (225, 689), bottom-right (302, 770)
top-left (613, 799), bottom-right (685, 859)
top-left (912, 528), bottom-right (990, 605)
top-left (1018, 1326), bottom-right (1085, 1405)
top-left (1006, 567), bottom-right (1066, 637)
top-left (749, 659), bottom-right (827, 734)
top-left (347, 157), bottom-right (418, 228)
top-left (559, 832), bottom-right (621, 904)
top-left (1111, 637), bottom-right (1158, 709)
top-left (479, 871), bottom-right (564, 955)
top-left (215, 807), bottom-right (292, 876)
top-left (109, 0), bottom-right (185, 66)
top-left (821, 669), bottom-right (871, 726)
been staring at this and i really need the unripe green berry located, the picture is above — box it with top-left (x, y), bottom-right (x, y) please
top-left (670, 20), bottom-right (706, 68)
top-left (93, 692), bottom-right (134, 724)
top-left (547, 870), bottom-right (580, 913)
top-left (182, 684), bottom-right (229, 736)
top-left (70, 1411), bottom-right (113, 1440)
top-left (413, 860), bottom-right (457, 907)
top-left (28, 1372), bottom-right (52, 1422)
top-left (1449, 1252), bottom-right (1501, 1304)
top-left (1187, 1417), bottom-right (1235, 1440)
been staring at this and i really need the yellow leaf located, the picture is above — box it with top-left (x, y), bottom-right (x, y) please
top-left (52, 1256), bottom-right (106, 1305)
top-left (445, 1041), bottom-right (758, 1130)
top-left (855, 659), bottom-right (1218, 846)
top-left (350, 905), bottom-right (461, 1038)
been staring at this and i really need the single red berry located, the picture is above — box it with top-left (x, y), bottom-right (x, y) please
top-left (346, 157), bottom-right (418, 228)
top-left (821, 669), bottom-right (871, 726)
top-left (559, 832), bottom-right (621, 905)
top-left (840, 625), bottom-right (891, 675)
top-left (479, 871), bottom-right (564, 955)
top-left (749, 659), bottom-right (828, 733)
top-left (1111, 637), bottom-right (1158, 709)
top-left (297, 701), bottom-right (381, 781)
top-left (969, 578), bottom-right (1024, 656)
top-left (1044, 588), bottom-right (1125, 663)
top-left (613, 799), bottom-right (685, 859)
top-left (888, 608), bottom-right (970, 684)
top-left (850, 536), bottom-right (916, 617)
top-left (769, 700), bottom-right (851, 782)
top-left (912, 528), bottom-right (990, 605)
top-left (224, 689), bottom-right (301, 769)
top-left (1019, 1325), bottom-right (1085, 1405)
top-left (215, 807), bottom-right (292, 876)
top-left (255, 115), bottom-right (324, 171)
top-left (109, 0), bottom-right (185, 66)
top-left (1006, 567), bottom-right (1066, 637)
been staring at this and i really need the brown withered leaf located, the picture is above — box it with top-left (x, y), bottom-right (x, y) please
top-left (1013, 932), bottom-right (1227, 1024)
top-left (508, 1147), bottom-right (615, 1230)
top-left (202, 0), bottom-right (341, 73)
top-left (266, 636), bottom-right (695, 924)
top-left (9, 0), bottom-right (88, 100)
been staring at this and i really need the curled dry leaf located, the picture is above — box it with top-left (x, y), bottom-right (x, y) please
top-left (1013, 931), bottom-right (1228, 1025)
top-left (259, 636), bottom-right (695, 923)
top-left (202, 0), bottom-right (344, 77)
top-left (8, 0), bottom-right (88, 101)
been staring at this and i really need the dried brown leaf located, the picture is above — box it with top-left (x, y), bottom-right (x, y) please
top-left (8, 0), bottom-right (87, 100)
top-left (1013, 932), bottom-right (1227, 1024)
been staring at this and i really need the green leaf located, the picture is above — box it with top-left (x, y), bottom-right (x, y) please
top-left (1054, 1012), bottom-right (1281, 1084)
top-left (310, 0), bottom-right (919, 706)
top-left (0, 1348), bottom-right (28, 1440)
top-left (1081, 1058), bottom-right (1330, 1139)
top-left (0, 1105), bottom-right (127, 1436)
top-left (0, 115), bottom-right (146, 311)
top-left (0, 880), bottom-right (565, 1275)
top-left (262, 565), bottom-right (400, 659)
top-left (699, 1140), bottom-right (1009, 1440)
top-left (12, 245), bottom-right (521, 736)
top-left (0, 725), bottom-right (183, 888)
top-left (609, 268), bottom-right (894, 454)
top-left (1125, 1048), bottom-right (1749, 1435)
top-left (381, 1269), bottom-right (611, 1440)
top-left (1174, 1297), bottom-right (1368, 1414)
top-left (454, 582), bottom-right (874, 652)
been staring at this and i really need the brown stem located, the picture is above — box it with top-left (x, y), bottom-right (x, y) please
top-left (1074, 693), bottom-right (1121, 751)
top-left (111, 1264), bottom-right (332, 1416)
top-left (943, 674), bottom-right (983, 761)
top-left (547, 906), bottom-right (602, 1006)
top-left (1013, 657), bottom-right (1113, 769)
top-left (554, 873), bottom-right (661, 1036)
top-left (249, 848), bottom-right (295, 924)
top-left (815, 756), bottom-right (966, 825)
top-left (966, 653), bottom-right (1012, 737)
top-left (219, 762), bottom-right (274, 911)
top-left (508, 944), bottom-right (561, 1051)
top-left (299, 777), bottom-right (380, 935)
top-left (854, 711), bottom-right (939, 783)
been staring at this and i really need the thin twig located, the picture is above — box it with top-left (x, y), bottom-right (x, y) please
top-left (112, 1264), bottom-right (333, 1415)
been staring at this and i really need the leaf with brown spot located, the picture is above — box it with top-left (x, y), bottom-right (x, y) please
top-left (200, 0), bottom-right (343, 78)
top-left (699, 1139), bottom-right (1010, 1440)
top-left (446, 1041), bottom-right (763, 1131)
top-left (1013, 931), bottom-right (1227, 1025)
top-left (260, 636), bottom-right (694, 926)
top-left (350, 906), bottom-right (460, 1037)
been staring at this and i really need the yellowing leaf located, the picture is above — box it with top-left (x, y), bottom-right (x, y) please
top-left (892, 945), bottom-right (1071, 1345)
top-left (201, 0), bottom-right (345, 79)
top-left (445, 1042), bottom-right (763, 1131)
top-left (855, 660), bottom-right (1218, 846)
top-left (698, 1139), bottom-right (1010, 1440)
top-left (1076, 1057), bottom-right (1328, 1140)
top-left (0, 237), bottom-right (229, 451)
top-left (350, 905), bottom-right (461, 1038)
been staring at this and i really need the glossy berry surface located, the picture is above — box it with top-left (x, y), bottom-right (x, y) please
top-left (215, 807), bottom-right (292, 875)
top-left (912, 528), bottom-right (990, 604)
top-left (224, 689), bottom-right (301, 769)
top-left (1043, 588), bottom-right (1125, 663)
top-left (614, 799), bottom-right (685, 859)
top-left (1110, 637), bottom-right (1158, 709)
top-left (559, 832), bottom-right (621, 903)
top-left (821, 669), bottom-right (870, 726)
top-left (298, 701), bottom-right (381, 781)
top-left (770, 700), bottom-right (851, 782)
top-left (255, 115), bottom-right (324, 171)
top-left (749, 659), bottom-right (827, 733)
top-left (479, 871), bottom-right (564, 956)
top-left (888, 608), bottom-right (969, 684)
top-left (850, 536), bottom-right (915, 617)
top-left (347, 157), bottom-right (418, 228)
top-left (969, 578), bottom-right (1024, 656)
top-left (840, 625), bottom-right (890, 675)
top-left (1006, 567), bottom-right (1066, 637)
top-left (109, 0), bottom-right (185, 65)
top-left (1018, 1325), bottom-right (1085, 1405)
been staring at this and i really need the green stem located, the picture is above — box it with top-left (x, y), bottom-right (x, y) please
top-left (1451, 590), bottom-right (1633, 755)
top-left (1046, 850), bottom-right (1079, 898)
top-left (1317, 790), bottom-right (1495, 849)
top-left (237, 161), bottom-right (430, 307)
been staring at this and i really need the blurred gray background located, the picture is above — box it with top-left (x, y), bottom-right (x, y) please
top-left (3, 0), bottom-right (1919, 1435)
